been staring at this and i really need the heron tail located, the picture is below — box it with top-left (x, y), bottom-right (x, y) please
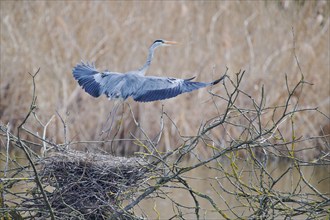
top-left (72, 61), bottom-right (103, 97)
top-left (210, 74), bottom-right (226, 85)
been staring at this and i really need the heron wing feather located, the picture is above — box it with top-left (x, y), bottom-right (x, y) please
top-left (72, 62), bottom-right (104, 97)
top-left (133, 77), bottom-right (210, 102)
top-left (73, 62), bottom-right (123, 98)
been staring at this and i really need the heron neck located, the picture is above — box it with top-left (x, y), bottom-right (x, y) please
top-left (138, 47), bottom-right (155, 75)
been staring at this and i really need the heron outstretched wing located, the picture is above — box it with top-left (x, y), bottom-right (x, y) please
top-left (72, 62), bottom-right (123, 98)
top-left (72, 62), bottom-right (102, 97)
top-left (132, 76), bottom-right (223, 102)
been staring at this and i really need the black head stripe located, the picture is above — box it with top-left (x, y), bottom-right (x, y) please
top-left (153, 39), bottom-right (164, 44)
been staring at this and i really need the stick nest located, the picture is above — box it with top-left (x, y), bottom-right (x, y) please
top-left (25, 150), bottom-right (150, 219)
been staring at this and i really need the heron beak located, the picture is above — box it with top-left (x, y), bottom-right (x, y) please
top-left (164, 40), bottom-right (178, 46)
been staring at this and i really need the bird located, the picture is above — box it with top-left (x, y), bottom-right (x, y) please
top-left (72, 39), bottom-right (225, 102)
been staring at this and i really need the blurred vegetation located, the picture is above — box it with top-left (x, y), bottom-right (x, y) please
top-left (0, 1), bottom-right (329, 159)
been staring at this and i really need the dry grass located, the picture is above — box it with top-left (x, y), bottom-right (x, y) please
top-left (1, 1), bottom-right (329, 158)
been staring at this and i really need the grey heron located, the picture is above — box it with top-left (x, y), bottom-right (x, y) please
top-left (72, 39), bottom-right (224, 102)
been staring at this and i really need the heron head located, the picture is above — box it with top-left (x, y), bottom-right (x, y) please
top-left (151, 39), bottom-right (178, 48)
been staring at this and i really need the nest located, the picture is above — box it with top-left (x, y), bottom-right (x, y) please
top-left (25, 150), bottom-right (150, 219)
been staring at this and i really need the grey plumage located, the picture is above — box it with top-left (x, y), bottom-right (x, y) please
top-left (72, 40), bottom-right (224, 103)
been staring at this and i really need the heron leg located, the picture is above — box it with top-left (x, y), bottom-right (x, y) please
top-left (100, 99), bottom-right (122, 136)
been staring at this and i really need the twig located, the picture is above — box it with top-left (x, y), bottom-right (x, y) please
top-left (56, 110), bottom-right (68, 149)
top-left (33, 114), bottom-right (55, 156)
top-left (16, 68), bottom-right (55, 220)
top-left (4, 123), bottom-right (11, 178)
